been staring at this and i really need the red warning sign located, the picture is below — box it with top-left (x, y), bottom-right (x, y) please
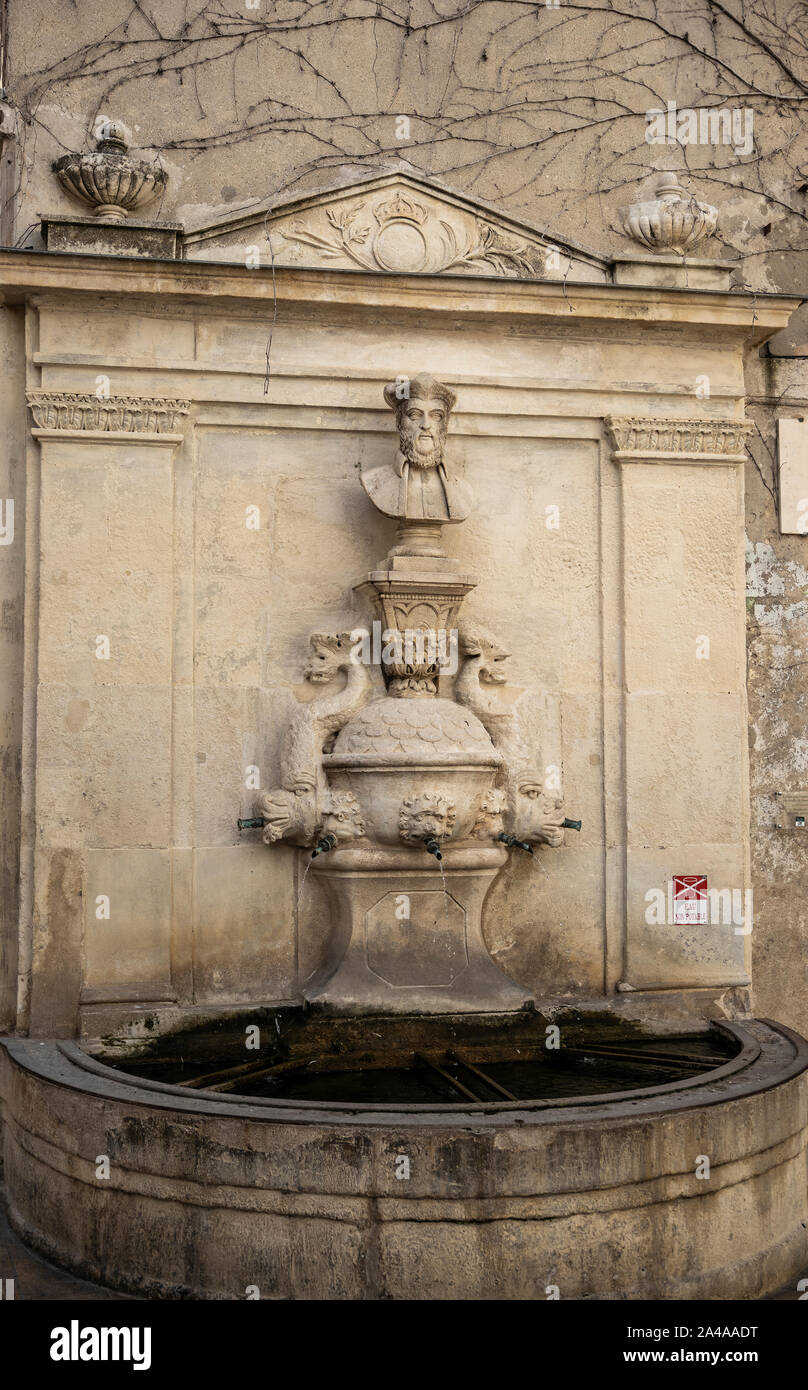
top-left (673, 875), bottom-right (708, 925)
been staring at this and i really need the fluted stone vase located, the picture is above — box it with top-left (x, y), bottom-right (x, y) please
top-left (53, 120), bottom-right (167, 224)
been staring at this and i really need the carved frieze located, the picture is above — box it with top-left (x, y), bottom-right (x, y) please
top-left (27, 391), bottom-right (190, 435)
top-left (606, 415), bottom-right (752, 460)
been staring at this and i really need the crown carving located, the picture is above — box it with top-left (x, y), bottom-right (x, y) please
top-left (373, 194), bottom-right (429, 227)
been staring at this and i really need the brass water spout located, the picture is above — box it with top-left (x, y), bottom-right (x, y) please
top-left (423, 836), bottom-right (443, 861)
top-left (311, 833), bottom-right (337, 859)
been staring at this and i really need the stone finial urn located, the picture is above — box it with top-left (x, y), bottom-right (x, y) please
top-left (623, 173), bottom-right (718, 253)
top-left (53, 120), bottom-right (167, 223)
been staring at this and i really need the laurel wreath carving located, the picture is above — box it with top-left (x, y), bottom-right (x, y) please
top-left (282, 199), bottom-right (546, 278)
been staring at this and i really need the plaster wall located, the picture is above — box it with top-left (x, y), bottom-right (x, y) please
top-left (2, 0), bottom-right (805, 299)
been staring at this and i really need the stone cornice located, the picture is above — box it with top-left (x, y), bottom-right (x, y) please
top-left (0, 250), bottom-right (798, 344)
top-left (27, 390), bottom-right (190, 440)
top-left (606, 415), bottom-right (753, 464)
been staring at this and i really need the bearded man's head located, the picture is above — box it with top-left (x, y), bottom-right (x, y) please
top-left (383, 373), bottom-right (457, 471)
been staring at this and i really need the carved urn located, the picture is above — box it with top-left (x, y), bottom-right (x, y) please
top-left (53, 120), bottom-right (167, 223)
top-left (324, 695), bottom-right (502, 845)
top-left (309, 685), bottom-right (527, 1013)
top-left (623, 173), bottom-right (718, 253)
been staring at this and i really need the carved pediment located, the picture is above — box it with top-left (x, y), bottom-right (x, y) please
top-left (183, 170), bottom-right (607, 282)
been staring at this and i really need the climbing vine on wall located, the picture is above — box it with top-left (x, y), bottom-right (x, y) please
top-left (2, 0), bottom-right (808, 287)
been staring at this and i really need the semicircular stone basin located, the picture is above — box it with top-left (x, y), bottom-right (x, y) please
top-left (1, 1015), bottom-right (807, 1300)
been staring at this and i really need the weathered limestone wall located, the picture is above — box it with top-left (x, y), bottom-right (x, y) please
top-left (0, 306), bottom-right (25, 1032)
top-left (0, 248), bottom-right (779, 1037)
top-left (744, 352), bottom-right (808, 1034)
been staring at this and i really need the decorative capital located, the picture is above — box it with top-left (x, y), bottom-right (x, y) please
top-left (27, 391), bottom-right (190, 437)
top-left (622, 173), bottom-right (718, 254)
top-left (606, 415), bottom-right (752, 463)
top-left (53, 120), bottom-right (167, 224)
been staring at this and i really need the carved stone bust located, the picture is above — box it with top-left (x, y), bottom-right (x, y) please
top-left (361, 373), bottom-right (473, 524)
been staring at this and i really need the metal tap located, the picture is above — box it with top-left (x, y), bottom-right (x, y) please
top-left (497, 833), bottom-right (533, 855)
top-left (311, 833), bottom-right (337, 859)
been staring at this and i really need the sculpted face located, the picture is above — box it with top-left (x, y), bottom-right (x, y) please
top-left (400, 395), bottom-right (448, 470)
top-left (304, 631), bottom-right (352, 683)
top-left (407, 807), bottom-right (447, 838)
top-left (399, 793), bottom-right (456, 844)
top-left (513, 779), bottom-right (565, 847)
top-left (322, 790), bottom-right (366, 842)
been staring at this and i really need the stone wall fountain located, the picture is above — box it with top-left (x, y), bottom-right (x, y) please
top-left (3, 166), bottom-right (808, 1301)
top-left (250, 372), bottom-right (571, 1014)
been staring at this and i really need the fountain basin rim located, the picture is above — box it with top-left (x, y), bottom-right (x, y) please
top-left (323, 754), bottom-right (502, 768)
top-left (309, 843), bottom-right (508, 869)
top-left (4, 1022), bottom-right (807, 1301)
top-left (6, 1020), bottom-right (806, 1129)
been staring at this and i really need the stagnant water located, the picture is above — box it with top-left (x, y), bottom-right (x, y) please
top-left (101, 1012), bottom-right (740, 1107)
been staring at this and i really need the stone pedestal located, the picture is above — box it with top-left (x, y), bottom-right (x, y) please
top-left (306, 844), bottom-right (532, 1014)
top-left (610, 252), bottom-right (731, 291)
top-left (41, 214), bottom-right (182, 259)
